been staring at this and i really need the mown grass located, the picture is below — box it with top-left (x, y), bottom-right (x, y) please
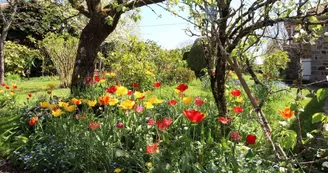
top-left (4, 76), bottom-right (70, 104)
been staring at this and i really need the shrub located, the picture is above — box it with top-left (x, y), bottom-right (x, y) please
top-left (185, 38), bottom-right (207, 77)
top-left (39, 33), bottom-right (78, 88)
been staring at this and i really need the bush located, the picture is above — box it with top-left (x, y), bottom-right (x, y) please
top-left (159, 67), bottom-right (195, 85)
top-left (185, 38), bottom-right (207, 77)
top-left (39, 33), bottom-right (78, 88)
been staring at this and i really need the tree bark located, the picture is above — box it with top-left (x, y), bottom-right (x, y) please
top-left (210, 56), bottom-right (227, 115)
top-left (0, 39), bottom-right (4, 83)
top-left (71, 15), bottom-right (121, 90)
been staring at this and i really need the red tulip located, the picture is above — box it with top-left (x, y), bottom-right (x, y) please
top-left (28, 93), bottom-right (32, 97)
top-left (168, 100), bottom-right (177, 106)
top-left (183, 109), bottom-right (205, 123)
top-left (116, 122), bottom-right (124, 129)
top-left (94, 76), bottom-right (100, 82)
top-left (106, 86), bottom-right (117, 94)
top-left (132, 83), bottom-right (139, 88)
top-left (1, 83), bottom-right (5, 87)
top-left (231, 131), bottom-right (241, 141)
top-left (156, 118), bottom-right (172, 131)
top-left (217, 117), bottom-right (233, 124)
top-left (231, 89), bottom-right (241, 97)
top-left (146, 144), bottom-right (158, 154)
top-left (89, 121), bottom-right (101, 130)
top-left (194, 96), bottom-right (204, 106)
top-left (233, 106), bottom-right (243, 113)
top-left (29, 117), bottom-right (38, 126)
top-left (153, 81), bottom-right (161, 88)
top-left (85, 77), bottom-right (92, 84)
top-left (246, 134), bottom-right (257, 145)
top-left (127, 90), bottom-right (133, 96)
top-left (148, 118), bottom-right (155, 126)
top-left (176, 83), bottom-right (188, 92)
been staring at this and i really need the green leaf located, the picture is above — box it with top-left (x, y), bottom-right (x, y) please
top-left (316, 88), bottom-right (328, 102)
top-left (290, 102), bottom-right (297, 111)
top-left (280, 130), bottom-right (297, 149)
top-left (312, 112), bottom-right (326, 124)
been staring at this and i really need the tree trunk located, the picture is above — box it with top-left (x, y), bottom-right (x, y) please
top-left (210, 56), bottom-right (227, 115)
top-left (71, 16), bottom-right (120, 90)
top-left (0, 39), bottom-right (4, 84)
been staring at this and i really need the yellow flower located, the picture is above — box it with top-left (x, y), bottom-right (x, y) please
top-left (120, 99), bottom-right (135, 110)
top-left (106, 72), bottom-right (116, 77)
top-left (40, 102), bottom-right (50, 108)
top-left (52, 108), bottom-right (62, 117)
top-left (87, 100), bottom-right (97, 107)
top-left (100, 78), bottom-right (106, 83)
top-left (10, 91), bottom-right (15, 96)
top-left (48, 84), bottom-right (56, 89)
top-left (145, 70), bottom-right (154, 75)
top-left (175, 89), bottom-right (181, 93)
top-left (116, 86), bottom-right (128, 96)
top-left (63, 105), bottom-right (76, 112)
top-left (41, 86), bottom-right (47, 90)
top-left (148, 97), bottom-right (164, 104)
top-left (109, 98), bottom-right (119, 106)
top-left (58, 102), bottom-right (69, 108)
top-left (144, 102), bottom-right (154, 109)
top-left (0, 90), bottom-right (4, 94)
top-left (146, 162), bottom-right (153, 167)
top-left (47, 104), bottom-right (56, 109)
top-left (236, 97), bottom-right (243, 103)
top-left (182, 97), bottom-right (193, 104)
top-left (145, 90), bottom-right (152, 95)
top-left (114, 168), bottom-right (121, 173)
top-left (134, 91), bottom-right (145, 99)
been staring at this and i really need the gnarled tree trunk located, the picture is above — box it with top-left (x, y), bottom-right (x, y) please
top-left (71, 15), bottom-right (121, 90)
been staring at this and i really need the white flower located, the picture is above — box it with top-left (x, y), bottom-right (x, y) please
top-left (279, 121), bottom-right (288, 126)
top-left (322, 161), bottom-right (328, 168)
top-left (306, 133), bottom-right (314, 139)
top-left (294, 33), bottom-right (300, 39)
top-left (323, 124), bottom-right (328, 131)
top-left (300, 29), bottom-right (306, 34)
top-left (324, 32), bottom-right (328, 37)
top-left (279, 167), bottom-right (288, 172)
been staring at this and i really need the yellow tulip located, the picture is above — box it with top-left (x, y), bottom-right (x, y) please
top-left (144, 102), bottom-right (154, 109)
top-left (52, 108), bottom-right (62, 117)
top-left (58, 102), bottom-right (69, 108)
top-left (64, 105), bottom-right (76, 112)
top-left (120, 99), bottom-right (135, 110)
top-left (10, 91), bottom-right (15, 96)
top-left (145, 90), bottom-right (152, 95)
top-left (109, 98), bottom-right (119, 106)
top-left (182, 97), bottom-right (193, 104)
top-left (236, 97), bottom-right (243, 103)
top-left (87, 100), bottom-right (97, 107)
top-left (134, 91), bottom-right (145, 99)
top-left (40, 102), bottom-right (50, 108)
top-left (116, 86), bottom-right (128, 96)
top-left (114, 168), bottom-right (121, 173)
top-left (41, 86), bottom-right (47, 90)
top-left (148, 97), bottom-right (164, 104)
top-left (0, 90), bottom-right (4, 94)
top-left (47, 104), bottom-right (56, 109)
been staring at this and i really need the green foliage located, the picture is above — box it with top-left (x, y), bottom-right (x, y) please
top-left (4, 41), bottom-right (42, 76)
top-left (185, 38), bottom-right (207, 77)
top-left (316, 88), bottom-right (328, 102)
top-left (102, 36), bottom-right (194, 88)
top-left (312, 112), bottom-right (326, 124)
top-left (39, 33), bottom-right (78, 87)
top-left (279, 130), bottom-right (297, 149)
top-left (262, 49), bottom-right (290, 75)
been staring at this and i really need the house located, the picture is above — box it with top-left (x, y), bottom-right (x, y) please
top-left (284, 3), bottom-right (328, 82)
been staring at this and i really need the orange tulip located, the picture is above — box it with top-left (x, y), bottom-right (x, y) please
top-left (279, 107), bottom-right (294, 119)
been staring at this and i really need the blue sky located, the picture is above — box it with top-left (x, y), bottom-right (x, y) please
top-left (139, 4), bottom-right (196, 49)
top-left (139, 1), bottom-right (241, 49)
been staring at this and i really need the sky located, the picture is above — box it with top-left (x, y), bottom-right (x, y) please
top-left (139, 4), bottom-right (196, 49)
top-left (139, 1), bottom-right (242, 49)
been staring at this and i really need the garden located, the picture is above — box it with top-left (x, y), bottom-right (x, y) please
top-left (0, 0), bottom-right (328, 173)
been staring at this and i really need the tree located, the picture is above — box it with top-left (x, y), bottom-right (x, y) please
top-left (183, 0), bottom-right (328, 159)
top-left (0, 0), bottom-right (19, 83)
top-left (68, 0), bottom-right (164, 89)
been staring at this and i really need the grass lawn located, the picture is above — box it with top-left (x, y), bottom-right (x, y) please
top-left (4, 76), bottom-right (70, 104)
